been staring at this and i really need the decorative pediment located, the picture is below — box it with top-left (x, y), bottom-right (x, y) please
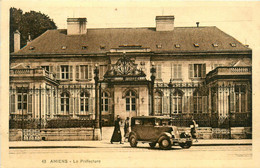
top-left (104, 56), bottom-right (146, 80)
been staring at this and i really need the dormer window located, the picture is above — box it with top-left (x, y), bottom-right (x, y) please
top-left (212, 43), bottom-right (218, 47)
top-left (100, 45), bottom-right (106, 49)
top-left (29, 46), bottom-right (35, 50)
top-left (193, 43), bottom-right (199, 47)
top-left (82, 46), bottom-right (88, 50)
top-left (230, 43), bottom-right (236, 47)
top-left (175, 44), bottom-right (181, 48)
top-left (61, 46), bottom-right (67, 50)
top-left (156, 44), bottom-right (162, 48)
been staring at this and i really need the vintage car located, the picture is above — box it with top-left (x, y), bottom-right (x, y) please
top-left (128, 116), bottom-right (192, 150)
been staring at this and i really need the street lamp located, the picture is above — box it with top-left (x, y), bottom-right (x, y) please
top-left (150, 62), bottom-right (156, 116)
top-left (94, 64), bottom-right (101, 140)
top-left (168, 79), bottom-right (173, 117)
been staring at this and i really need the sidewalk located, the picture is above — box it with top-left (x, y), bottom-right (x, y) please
top-left (9, 139), bottom-right (252, 149)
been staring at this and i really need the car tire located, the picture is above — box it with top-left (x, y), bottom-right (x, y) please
top-left (149, 142), bottom-right (156, 148)
top-left (179, 141), bottom-right (192, 149)
top-left (129, 135), bottom-right (138, 147)
top-left (158, 136), bottom-right (171, 150)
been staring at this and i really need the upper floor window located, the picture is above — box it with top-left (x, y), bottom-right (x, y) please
top-left (61, 65), bottom-right (69, 79)
top-left (155, 64), bottom-right (162, 80)
top-left (99, 65), bottom-right (107, 80)
top-left (171, 64), bottom-right (182, 80)
top-left (76, 65), bottom-right (92, 80)
top-left (189, 64), bottom-right (206, 78)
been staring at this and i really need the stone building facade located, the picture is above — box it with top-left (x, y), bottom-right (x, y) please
top-left (10, 16), bottom-right (252, 128)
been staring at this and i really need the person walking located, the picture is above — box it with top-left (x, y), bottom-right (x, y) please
top-left (190, 119), bottom-right (198, 142)
top-left (110, 115), bottom-right (122, 144)
top-left (124, 117), bottom-right (130, 142)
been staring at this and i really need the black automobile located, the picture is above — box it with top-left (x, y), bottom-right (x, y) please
top-left (128, 116), bottom-right (192, 150)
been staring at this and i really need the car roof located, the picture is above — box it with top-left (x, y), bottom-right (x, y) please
top-left (131, 116), bottom-right (172, 120)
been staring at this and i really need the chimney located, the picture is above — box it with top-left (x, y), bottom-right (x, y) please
top-left (14, 30), bottom-right (21, 52)
top-left (155, 16), bottom-right (175, 31)
top-left (67, 18), bottom-right (87, 35)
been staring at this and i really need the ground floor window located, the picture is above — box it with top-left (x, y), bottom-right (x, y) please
top-left (61, 92), bottom-right (69, 114)
top-left (126, 90), bottom-right (136, 111)
top-left (193, 91), bottom-right (202, 113)
top-left (173, 90), bottom-right (183, 113)
top-left (80, 92), bottom-right (89, 114)
top-left (101, 92), bottom-right (109, 112)
top-left (154, 92), bottom-right (162, 115)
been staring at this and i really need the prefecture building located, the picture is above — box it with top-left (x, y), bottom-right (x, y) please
top-left (10, 16), bottom-right (252, 130)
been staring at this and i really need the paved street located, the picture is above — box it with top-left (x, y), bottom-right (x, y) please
top-left (7, 127), bottom-right (253, 167)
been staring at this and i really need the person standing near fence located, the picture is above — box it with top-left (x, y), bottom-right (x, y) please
top-left (190, 119), bottom-right (198, 142)
top-left (110, 115), bottom-right (123, 144)
top-left (124, 117), bottom-right (130, 142)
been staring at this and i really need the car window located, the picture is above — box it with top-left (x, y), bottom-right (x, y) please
top-left (135, 119), bottom-right (142, 125)
top-left (143, 119), bottom-right (154, 126)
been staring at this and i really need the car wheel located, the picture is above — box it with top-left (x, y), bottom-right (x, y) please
top-left (129, 135), bottom-right (138, 147)
top-left (149, 142), bottom-right (156, 148)
top-left (179, 141), bottom-right (192, 149)
top-left (159, 136), bottom-right (171, 150)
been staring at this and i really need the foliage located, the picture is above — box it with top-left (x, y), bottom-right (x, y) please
top-left (10, 7), bottom-right (57, 52)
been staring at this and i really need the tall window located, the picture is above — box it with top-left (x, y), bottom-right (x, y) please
top-left (126, 90), bottom-right (136, 111)
top-left (101, 92), bottom-right (109, 112)
top-left (76, 65), bottom-right (92, 80)
top-left (61, 65), bottom-right (69, 79)
top-left (189, 64), bottom-right (206, 78)
top-left (155, 64), bottom-right (162, 80)
top-left (193, 91), bottom-right (202, 113)
top-left (154, 92), bottom-right (162, 115)
top-left (173, 90), bottom-right (183, 113)
top-left (61, 92), bottom-right (69, 114)
top-left (171, 64), bottom-right (182, 80)
top-left (17, 89), bottom-right (28, 110)
top-left (99, 65), bottom-right (107, 80)
top-left (80, 92), bottom-right (89, 114)
top-left (235, 85), bottom-right (246, 113)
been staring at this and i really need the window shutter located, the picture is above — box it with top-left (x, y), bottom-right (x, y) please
top-left (28, 94), bottom-right (32, 113)
top-left (202, 64), bottom-right (206, 78)
top-left (10, 94), bottom-right (16, 113)
top-left (178, 64), bottom-right (182, 79)
top-left (69, 65), bottom-right (73, 80)
top-left (162, 96), bottom-right (169, 115)
top-left (157, 64), bottom-right (162, 79)
top-left (49, 66), bottom-right (53, 73)
top-left (190, 95), bottom-right (194, 113)
top-left (88, 65), bottom-right (93, 80)
top-left (202, 96), bottom-right (207, 113)
top-left (75, 96), bottom-right (79, 115)
top-left (69, 95), bottom-right (73, 114)
top-left (108, 97), bottom-right (112, 114)
top-left (89, 97), bottom-right (93, 114)
top-left (76, 65), bottom-right (79, 80)
top-left (188, 64), bottom-right (193, 78)
top-left (56, 65), bottom-right (60, 79)
top-left (230, 91), bottom-right (235, 112)
top-left (173, 64), bottom-right (177, 79)
top-left (58, 93), bottom-right (61, 114)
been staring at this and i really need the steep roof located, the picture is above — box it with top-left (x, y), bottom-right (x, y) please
top-left (13, 26), bottom-right (251, 55)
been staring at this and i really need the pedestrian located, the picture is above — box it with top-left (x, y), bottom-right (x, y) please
top-left (124, 117), bottom-right (130, 142)
top-left (190, 118), bottom-right (198, 142)
top-left (110, 115), bottom-right (122, 144)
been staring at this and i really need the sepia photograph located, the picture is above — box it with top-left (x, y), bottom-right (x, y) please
top-left (1, 0), bottom-right (260, 167)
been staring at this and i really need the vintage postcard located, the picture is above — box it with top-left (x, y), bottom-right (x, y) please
top-left (1, 0), bottom-right (260, 167)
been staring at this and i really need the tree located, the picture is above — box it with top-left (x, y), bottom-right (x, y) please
top-left (10, 7), bottom-right (57, 53)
